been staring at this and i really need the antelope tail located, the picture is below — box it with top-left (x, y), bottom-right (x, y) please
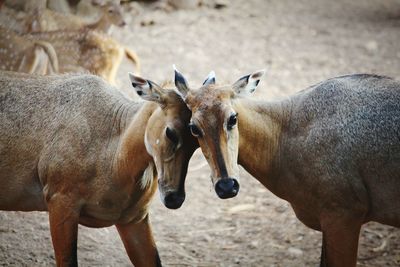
top-left (124, 47), bottom-right (141, 74)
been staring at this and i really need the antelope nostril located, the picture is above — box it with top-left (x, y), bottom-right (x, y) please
top-left (215, 178), bottom-right (239, 199)
top-left (217, 179), bottom-right (234, 191)
top-left (164, 192), bottom-right (185, 209)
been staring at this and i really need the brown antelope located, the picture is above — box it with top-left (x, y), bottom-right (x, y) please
top-left (172, 68), bottom-right (400, 267)
top-left (0, 70), bottom-right (196, 266)
top-left (25, 28), bottom-right (140, 84)
top-left (0, 26), bottom-right (58, 74)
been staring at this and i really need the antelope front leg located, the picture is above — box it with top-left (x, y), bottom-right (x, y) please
top-left (320, 212), bottom-right (363, 267)
top-left (47, 194), bottom-right (81, 267)
top-left (116, 215), bottom-right (162, 267)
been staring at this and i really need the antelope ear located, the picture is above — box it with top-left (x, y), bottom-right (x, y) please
top-left (202, 71), bottom-right (216, 86)
top-left (232, 70), bottom-right (266, 96)
top-left (173, 65), bottom-right (189, 97)
top-left (128, 72), bottom-right (164, 103)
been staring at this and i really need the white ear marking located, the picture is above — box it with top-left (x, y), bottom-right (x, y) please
top-left (232, 69), bottom-right (266, 96)
top-left (203, 70), bottom-right (216, 86)
top-left (128, 72), bottom-right (162, 102)
top-left (173, 64), bottom-right (189, 96)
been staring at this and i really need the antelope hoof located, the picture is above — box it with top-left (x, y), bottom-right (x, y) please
top-left (215, 178), bottom-right (239, 199)
top-left (164, 192), bottom-right (185, 209)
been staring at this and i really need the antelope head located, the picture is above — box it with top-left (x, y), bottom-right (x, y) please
top-left (129, 73), bottom-right (197, 209)
top-left (92, 0), bottom-right (126, 27)
top-left (174, 66), bottom-right (265, 199)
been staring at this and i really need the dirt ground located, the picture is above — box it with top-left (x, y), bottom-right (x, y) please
top-left (1, 0), bottom-right (400, 266)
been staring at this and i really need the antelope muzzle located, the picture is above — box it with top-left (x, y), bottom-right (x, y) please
top-left (215, 177), bottom-right (239, 199)
top-left (163, 191), bottom-right (185, 209)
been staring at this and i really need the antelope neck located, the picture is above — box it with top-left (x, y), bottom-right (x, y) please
top-left (114, 101), bottom-right (159, 186)
top-left (234, 97), bottom-right (289, 188)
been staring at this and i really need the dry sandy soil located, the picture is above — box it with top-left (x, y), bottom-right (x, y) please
top-left (1, 0), bottom-right (400, 266)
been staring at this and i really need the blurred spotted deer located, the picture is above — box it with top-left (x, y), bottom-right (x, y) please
top-left (25, 28), bottom-right (140, 84)
top-left (172, 68), bottom-right (400, 267)
top-left (1, 0), bottom-right (125, 34)
top-left (0, 71), bottom-right (196, 266)
top-left (29, 0), bottom-right (126, 33)
top-left (0, 0), bottom-right (138, 82)
top-left (46, 0), bottom-right (123, 17)
top-left (0, 26), bottom-right (58, 74)
top-left (76, 0), bottom-right (126, 32)
top-left (3, 0), bottom-right (46, 12)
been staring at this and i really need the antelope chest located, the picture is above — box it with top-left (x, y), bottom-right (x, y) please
top-left (79, 179), bottom-right (157, 227)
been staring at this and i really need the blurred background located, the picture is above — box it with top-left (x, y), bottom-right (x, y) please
top-left (0, 0), bottom-right (400, 266)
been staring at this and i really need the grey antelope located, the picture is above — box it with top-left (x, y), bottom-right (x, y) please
top-left (173, 68), bottom-right (400, 267)
top-left (0, 71), bottom-right (196, 266)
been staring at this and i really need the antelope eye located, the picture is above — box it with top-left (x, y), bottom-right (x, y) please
top-left (166, 127), bottom-right (179, 144)
top-left (227, 113), bottom-right (238, 130)
top-left (189, 123), bottom-right (202, 137)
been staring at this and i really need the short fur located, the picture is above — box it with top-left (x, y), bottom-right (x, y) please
top-left (184, 74), bottom-right (400, 267)
top-left (0, 71), bottom-right (195, 266)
